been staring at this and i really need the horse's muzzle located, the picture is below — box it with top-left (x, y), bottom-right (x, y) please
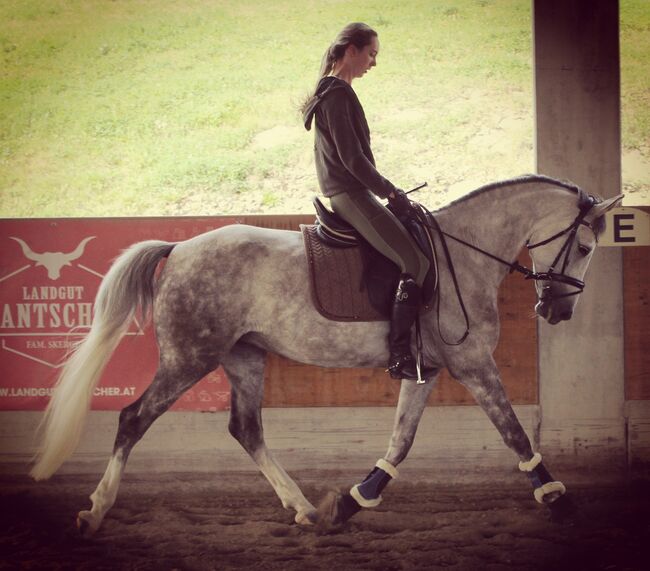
top-left (535, 299), bottom-right (574, 325)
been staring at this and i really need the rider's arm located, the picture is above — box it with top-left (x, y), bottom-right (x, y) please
top-left (321, 91), bottom-right (397, 199)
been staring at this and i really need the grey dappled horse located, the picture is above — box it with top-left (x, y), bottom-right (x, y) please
top-left (31, 176), bottom-right (622, 535)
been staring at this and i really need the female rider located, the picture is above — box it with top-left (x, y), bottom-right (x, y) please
top-left (302, 22), bottom-right (429, 380)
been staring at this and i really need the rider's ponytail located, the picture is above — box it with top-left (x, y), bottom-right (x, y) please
top-left (301, 22), bottom-right (377, 114)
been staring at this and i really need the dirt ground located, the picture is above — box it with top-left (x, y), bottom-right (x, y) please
top-left (1, 472), bottom-right (649, 571)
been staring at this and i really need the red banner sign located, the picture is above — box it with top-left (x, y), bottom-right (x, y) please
top-left (0, 217), bottom-right (235, 412)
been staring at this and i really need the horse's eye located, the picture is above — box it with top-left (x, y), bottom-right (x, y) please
top-left (577, 244), bottom-right (591, 256)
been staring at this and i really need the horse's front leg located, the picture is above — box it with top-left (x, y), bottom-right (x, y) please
top-left (455, 358), bottom-right (571, 518)
top-left (318, 377), bottom-right (437, 526)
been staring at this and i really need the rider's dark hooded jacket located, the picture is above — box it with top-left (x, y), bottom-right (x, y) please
top-left (303, 76), bottom-right (397, 199)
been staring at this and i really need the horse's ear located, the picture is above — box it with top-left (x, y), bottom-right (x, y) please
top-left (589, 194), bottom-right (624, 219)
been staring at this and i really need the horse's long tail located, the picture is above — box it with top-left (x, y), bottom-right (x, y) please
top-left (30, 240), bottom-right (176, 481)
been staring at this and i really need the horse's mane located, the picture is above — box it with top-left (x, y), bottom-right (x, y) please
top-left (436, 173), bottom-right (605, 235)
top-left (441, 174), bottom-right (601, 209)
top-left (439, 174), bottom-right (582, 208)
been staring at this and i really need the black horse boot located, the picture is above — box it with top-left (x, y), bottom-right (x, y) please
top-left (387, 275), bottom-right (421, 380)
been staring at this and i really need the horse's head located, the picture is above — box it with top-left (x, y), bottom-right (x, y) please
top-left (527, 190), bottom-right (623, 325)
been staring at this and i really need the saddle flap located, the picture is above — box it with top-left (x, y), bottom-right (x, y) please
top-left (301, 220), bottom-right (437, 323)
top-left (301, 224), bottom-right (386, 322)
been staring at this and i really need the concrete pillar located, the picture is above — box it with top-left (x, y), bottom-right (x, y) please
top-left (533, 0), bottom-right (625, 474)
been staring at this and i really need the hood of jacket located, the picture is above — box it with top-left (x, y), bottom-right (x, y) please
top-left (302, 76), bottom-right (349, 131)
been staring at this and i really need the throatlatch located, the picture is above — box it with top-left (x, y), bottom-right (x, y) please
top-left (350, 458), bottom-right (399, 508)
top-left (518, 452), bottom-right (566, 504)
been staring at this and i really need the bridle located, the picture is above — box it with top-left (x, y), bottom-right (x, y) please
top-left (524, 195), bottom-right (598, 300)
top-left (408, 194), bottom-right (599, 345)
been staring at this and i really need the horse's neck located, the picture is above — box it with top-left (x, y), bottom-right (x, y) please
top-left (435, 182), bottom-right (569, 277)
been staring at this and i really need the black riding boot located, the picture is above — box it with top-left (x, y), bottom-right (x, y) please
top-left (387, 275), bottom-right (421, 380)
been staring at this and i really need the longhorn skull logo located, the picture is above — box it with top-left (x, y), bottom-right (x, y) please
top-left (10, 236), bottom-right (96, 280)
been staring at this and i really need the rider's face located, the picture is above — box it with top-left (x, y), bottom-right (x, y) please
top-left (349, 36), bottom-right (379, 78)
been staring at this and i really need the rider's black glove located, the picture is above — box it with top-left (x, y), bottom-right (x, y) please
top-left (388, 189), bottom-right (411, 218)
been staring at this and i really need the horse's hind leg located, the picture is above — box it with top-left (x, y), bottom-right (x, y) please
top-left (77, 361), bottom-right (216, 536)
top-left (222, 342), bottom-right (317, 525)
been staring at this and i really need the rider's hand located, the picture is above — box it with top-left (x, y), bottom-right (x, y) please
top-left (388, 189), bottom-right (411, 218)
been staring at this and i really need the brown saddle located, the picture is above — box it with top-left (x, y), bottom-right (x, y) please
top-left (301, 198), bottom-right (438, 322)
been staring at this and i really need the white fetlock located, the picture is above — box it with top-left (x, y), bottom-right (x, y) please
top-left (518, 452), bottom-right (542, 472)
top-left (350, 484), bottom-right (383, 508)
top-left (533, 481), bottom-right (567, 504)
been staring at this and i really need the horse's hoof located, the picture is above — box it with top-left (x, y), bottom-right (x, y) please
top-left (316, 491), bottom-right (362, 528)
top-left (547, 494), bottom-right (576, 524)
top-left (77, 510), bottom-right (100, 537)
top-left (295, 509), bottom-right (318, 526)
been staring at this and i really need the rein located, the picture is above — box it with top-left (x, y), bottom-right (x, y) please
top-left (406, 195), bottom-right (598, 345)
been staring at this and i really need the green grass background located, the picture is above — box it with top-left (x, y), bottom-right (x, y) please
top-left (0, 0), bottom-right (647, 217)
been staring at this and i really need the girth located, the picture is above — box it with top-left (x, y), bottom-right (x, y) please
top-left (303, 197), bottom-right (438, 321)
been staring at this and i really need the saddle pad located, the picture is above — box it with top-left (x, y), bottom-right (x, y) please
top-left (301, 224), bottom-right (387, 322)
